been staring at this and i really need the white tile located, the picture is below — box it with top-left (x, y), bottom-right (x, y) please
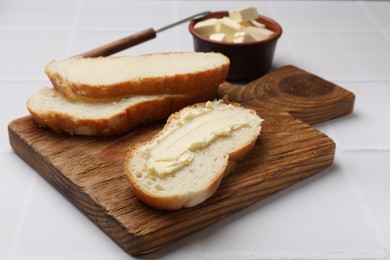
top-left (272, 1), bottom-right (376, 31)
top-left (286, 31), bottom-right (357, 80)
top-left (332, 32), bottom-right (390, 81)
top-left (324, 81), bottom-right (390, 149)
top-left (71, 30), bottom-right (180, 57)
top-left (195, 159), bottom-right (385, 258)
top-left (320, 2), bottom-right (377, 31)
top-left (126, 29), bottom-right (182, 54)
top-left (0, 0), bottom-right (78, 29)
top-left (337, 151), bottom-right (390, 252)
top-left (272, 33), bottom-right (299, 69)
top-left (270, 1), bottom-right (327, 31)
top-left (176, 1), bottom-right (273, 20)
top-left (0, 30), bottom-right (69, 79)
top-left (362, 1), bottom-right (390, 29)
top-left (0, 153), bottom-right (34, 257)
top-left (1, 81), bottom-right (47, 152)
top-left (78, 0), bottom-right (174, 30)
top-left (177, 30), bottom-right (196, 53)
top-left (173, 19), bottom-right (204, 52)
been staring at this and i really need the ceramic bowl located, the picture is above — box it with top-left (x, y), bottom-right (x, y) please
top-left (189, 11), bottom-right (282, 81)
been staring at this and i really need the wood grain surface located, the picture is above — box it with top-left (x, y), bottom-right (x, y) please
top-left (8, 65), bottom-right (355, 255)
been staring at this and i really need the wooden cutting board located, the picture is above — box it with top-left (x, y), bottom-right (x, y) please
top-left (8, 65), bottom-right (355, 255)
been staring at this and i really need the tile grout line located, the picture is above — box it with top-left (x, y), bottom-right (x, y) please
top-left (323, 21), bottom-right (390, 85)
top-left (0, 27), bottom-right (133, 32)
top-left (0, 78), bottom-right (48, 82)
top-left (1, 27), bottom-right (389, 33)
top-left (326, 25), bottom-right (361, 81)
top-left (319, 2), bottom-right (390, 252)
top-left (328, 4), bottom-right (390, 253)
top-left (266, 0), bottom-right (299, 64)
top-left (0, 27), bottom-right (71, 32)
top-left (7, 173), bottom-right (38, 258)
top-left (342, 148), bottom-right (390, 153)
top-left (64, 0), bottom-right (84, 58)
top-left (192, 248), bottom-right (386, 260)
top-left (283, 28), bottom-right (390, 33)
top-left (172, 1), bottom-right (181, 51)
top-left (341, 167), bottom-right (390, 257)
top-left (359, 1), bottom-right (390, 44)
top-left (333, 79), bottom-right (390, 83)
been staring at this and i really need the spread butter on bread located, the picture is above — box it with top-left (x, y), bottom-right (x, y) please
top-left (125, 99), bottom-right (263, 210)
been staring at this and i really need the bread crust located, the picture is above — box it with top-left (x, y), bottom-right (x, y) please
top-left (45, 53), bottom-right (230, 102)
top-left (27, 87), bottom-right (217, 136)
top-left (124, 101), bottom-right (262, 210)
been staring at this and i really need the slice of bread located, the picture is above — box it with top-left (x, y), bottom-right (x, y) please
top-left (45, 52), bottom-right (230, 102)
top-left (27, 87), bottom-right (216, 136)
top-left (125, 100), bottom-right (263, 210)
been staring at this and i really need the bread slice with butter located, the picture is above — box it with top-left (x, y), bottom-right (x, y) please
top-left (45, 52), bottom-right (229, 102)
top-left (125, 99), bottom-right (263, 210)
top-left (27, 87), bottom-right (216, 136)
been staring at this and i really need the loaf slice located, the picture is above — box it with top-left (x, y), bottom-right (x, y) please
top-left (125, 100), bottom-right (263, 210)
top-left (45, 52), bottom-right (230, 102)
top-left (27, 87), bottom-right (216, 136)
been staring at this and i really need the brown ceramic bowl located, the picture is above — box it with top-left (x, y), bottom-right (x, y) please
top-left (189, 11), bottom-right (282, 81)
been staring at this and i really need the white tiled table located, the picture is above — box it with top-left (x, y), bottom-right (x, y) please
top-left (1, 1), bottom-right (390, 259)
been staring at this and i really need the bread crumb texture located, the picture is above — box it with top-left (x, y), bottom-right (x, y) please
top-left (46, 52), bottom-right (229, 86)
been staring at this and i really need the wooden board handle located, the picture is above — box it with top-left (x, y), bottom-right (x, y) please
top-left (218, 65), bottom-right (355, 125)
top-left (75, 28), bottom-right (157, 58)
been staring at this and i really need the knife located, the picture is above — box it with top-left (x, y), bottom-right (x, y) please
top-left (76, 11), bottom-right (210, 58)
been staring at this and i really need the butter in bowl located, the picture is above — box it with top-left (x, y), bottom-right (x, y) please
top-left (189, 6), bottom-right (282, 81)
